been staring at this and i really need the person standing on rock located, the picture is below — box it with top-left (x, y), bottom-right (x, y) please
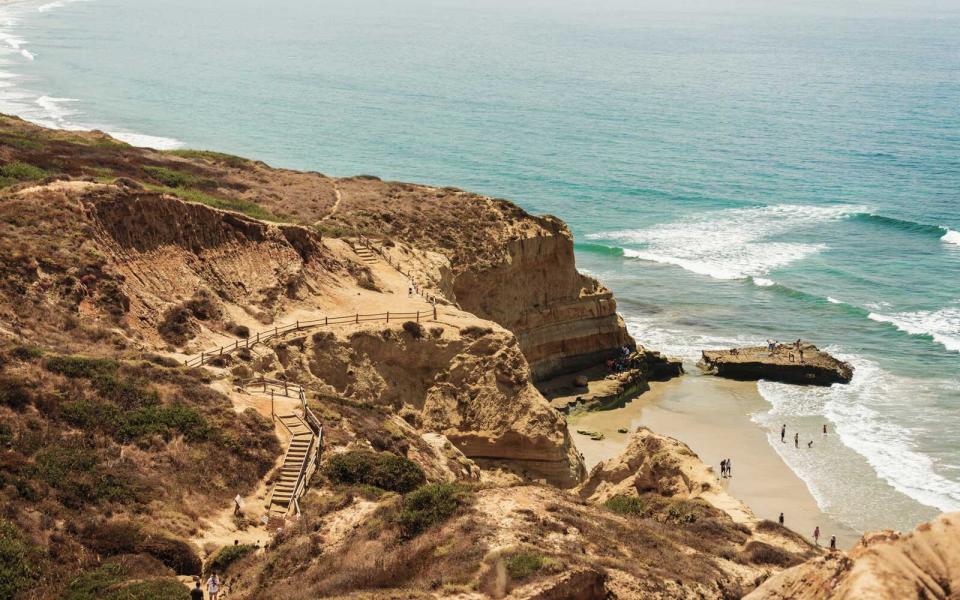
top-left (719, 459), bottom-right (726, 478)
top-left (778, 512), bottom-right (785, 526)
top-left (794, 432), bottom-right (799, 448)
top-left (830, 535), bottom-right (837, 551)
top-left (781, 424), bottom-right (786, 443)
top-left (813, 526), bottom-right (821, 546)
top-left (726, 458), bottom-right (732, 478)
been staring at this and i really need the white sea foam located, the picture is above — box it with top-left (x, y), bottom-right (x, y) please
top-left (753, 277), bottom-right (775, 287)
top-left (827, 296), bottom-right (842, 304)
top-left (35, 95), bottom-right (78, 124)
top-left (868, 306), bottom-right (960, 353)
top-left (757, 352), bottom-right (960, 513)
top-left (943, 229), bottom-right (960, 246)
top-left (591, 204), bottom-right (864, 281)
top-left (37, 0), bottom-right (88, 13)
top-left (106, 130), bottom-right (183, 149)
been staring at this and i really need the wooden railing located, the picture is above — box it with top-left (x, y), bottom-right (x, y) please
top-left (184, 308), bottom-right (437, 368)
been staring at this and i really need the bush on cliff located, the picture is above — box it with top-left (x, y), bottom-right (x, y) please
top-left (81, 521), bottom-right (201, 575)
top-left (603, 494), bottom-right (646, 516)
top-left (402, 321), bottom-right (425, 339)
top-left (396, 483), bottom-right (469, 539)
top-left (323, 450), bottom-right (425, 494)
top-left (205, 543), bottom-right (256, 575)
top-left (0, 520), bottom-right (42, 600)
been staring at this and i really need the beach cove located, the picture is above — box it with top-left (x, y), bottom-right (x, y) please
top-left (569, 370), bottom-right (886, 549)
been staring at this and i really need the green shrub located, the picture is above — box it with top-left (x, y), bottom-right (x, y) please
top-left (143, 183), bottom-right (282, 222)
top-left (603, 494), bottom-right (647, 516)
top-left (740, 540), bottom-right (800, 567)
top-left (9, 346), bottom-right (42, 361)
top-left (0, 377), bottom-right (31, 410)
top-left (396, 483), bottom-right (467, 539)
top-left (45, 355), bottom-right (118, 378)
top-left (165, 149), bottom-right (249, 168)
top-left (142, 165), bottom-right (199, 188)
top-left (206, 543), bottom-right (255, 574)
top-left (82, 522), bottom-right (201, 575)
top-left (0, 520), bottom-right (41, 600)
top-left (505, 551), bottom-right (545, 580)
top-left (117, 404), bottom-right (210, 442)
top-left (63, 562), bottom-right (127, 600)
top-left (0, 161), bottom-right (47, 184)
top-left (324, 450), bottom-right (425, 493)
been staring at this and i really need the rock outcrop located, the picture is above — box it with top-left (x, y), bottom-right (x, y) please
top-left (748, 512), bottom-right (960, 600)
top-left (699, 343), bottom-right (853, 386)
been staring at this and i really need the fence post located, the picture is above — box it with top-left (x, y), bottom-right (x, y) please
top-left (433, 304), bottom-right (437, 320)
top-left (270, 390), bottom-right (275, 419)
top-left (325, 316), bottom-right (328, 326)
top-left (296, 320), bottom-right (299, 330)
top-left (200, 351), bottom-right (205, 364)
top-left (416, 311), bottom-right (419, 323)
top-left (219, 346), bottom-right (223, 356)
top-left (386, 311), bottom-right (389, 323)
top-left (275, 326), bottom-right (278, 336)
top-left (355, 313), bottom-right (359, 323)
top-left (283, 381), bottom-right (288, 397)
top-left (256, 332), bottom-right (260, 343)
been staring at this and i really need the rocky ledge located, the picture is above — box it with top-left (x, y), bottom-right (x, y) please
top-left (699, 343), bottom-right (853, 386)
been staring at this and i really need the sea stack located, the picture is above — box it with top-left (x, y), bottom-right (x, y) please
top-left (699, 343), bottom-right (853, 385)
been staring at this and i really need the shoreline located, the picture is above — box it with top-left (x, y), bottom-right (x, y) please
top-left (568, 371), bottom-right (863, 549)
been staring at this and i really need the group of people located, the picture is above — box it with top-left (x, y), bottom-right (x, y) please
top-left (766, 338), bottom-right (806, 363)
top-left (781, 423), bottom-right (828, 448)
top-left (719, 458), bottom-right (733, 478)
top-left (605, 345), bottom-right (638, 373)
top-left (191, 573), bottom-right (224, 600)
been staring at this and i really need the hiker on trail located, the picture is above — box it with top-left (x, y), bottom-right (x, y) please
top-left (813, 526), bottom-right (821, 546)
top-left (794, 432), bottom-right (799, 448)
top-left (778, 512), bottom-right (784, 526)
top-left (807, 440), bottom-right (813, 448)
top-left (207, 573), bottom-right (220, 600)
top-left (830, 535), bottom-right (837, 551)
top-left (408, 285), bottom-right (413, 297)
top-left (767, 339), bottom-right (776, 354)
top-left (190, 580), bottom-right (204, 600)
top-left (781, 424), bottom-right (786, 442)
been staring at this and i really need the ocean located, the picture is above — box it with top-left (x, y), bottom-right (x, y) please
top-left (2, 0), bottom-right (958, 533)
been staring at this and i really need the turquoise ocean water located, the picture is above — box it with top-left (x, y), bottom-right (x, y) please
top-left (2, 0), bottom-right (958, 533)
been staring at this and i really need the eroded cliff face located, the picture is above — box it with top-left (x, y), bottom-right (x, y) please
top-left (266, 326), bottom-right (585, 487)
top-left (452, 216), bottom-right (634, 381)
top-left (748, 512), bottom-right (960, 600)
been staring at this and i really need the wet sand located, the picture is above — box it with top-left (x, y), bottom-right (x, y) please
top-left (567, 370), bottom-right (862, 549)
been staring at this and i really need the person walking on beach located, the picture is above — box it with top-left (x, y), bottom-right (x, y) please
top-left (207, 573), bottom-right (220, 600)
top-left (778, 512), bottom-right (784, 526)
top-left (794, 432), bottom-right (799, 448)
top-left (807, 440), bottom-right (813, 448)
top-left (781, 424), bottom-right (786, 443)
top-left (823, 424), bottom-right (828, 435)
top-left (830, 535), bottom-right (837, 551)
top-left (813, 526), bottom-right (821, 546)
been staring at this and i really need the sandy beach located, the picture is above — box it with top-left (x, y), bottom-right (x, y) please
top-left (568, 370), bottom-right (863, 549)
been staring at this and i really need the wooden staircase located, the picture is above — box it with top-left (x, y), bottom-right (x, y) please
top-left (267, 412), bottom-right (319, 517)
top-left (350, 240), bottom-right (379, 265)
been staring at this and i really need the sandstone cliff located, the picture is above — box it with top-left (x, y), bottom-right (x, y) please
top-left (748, 512), bottom-right (960, 600)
